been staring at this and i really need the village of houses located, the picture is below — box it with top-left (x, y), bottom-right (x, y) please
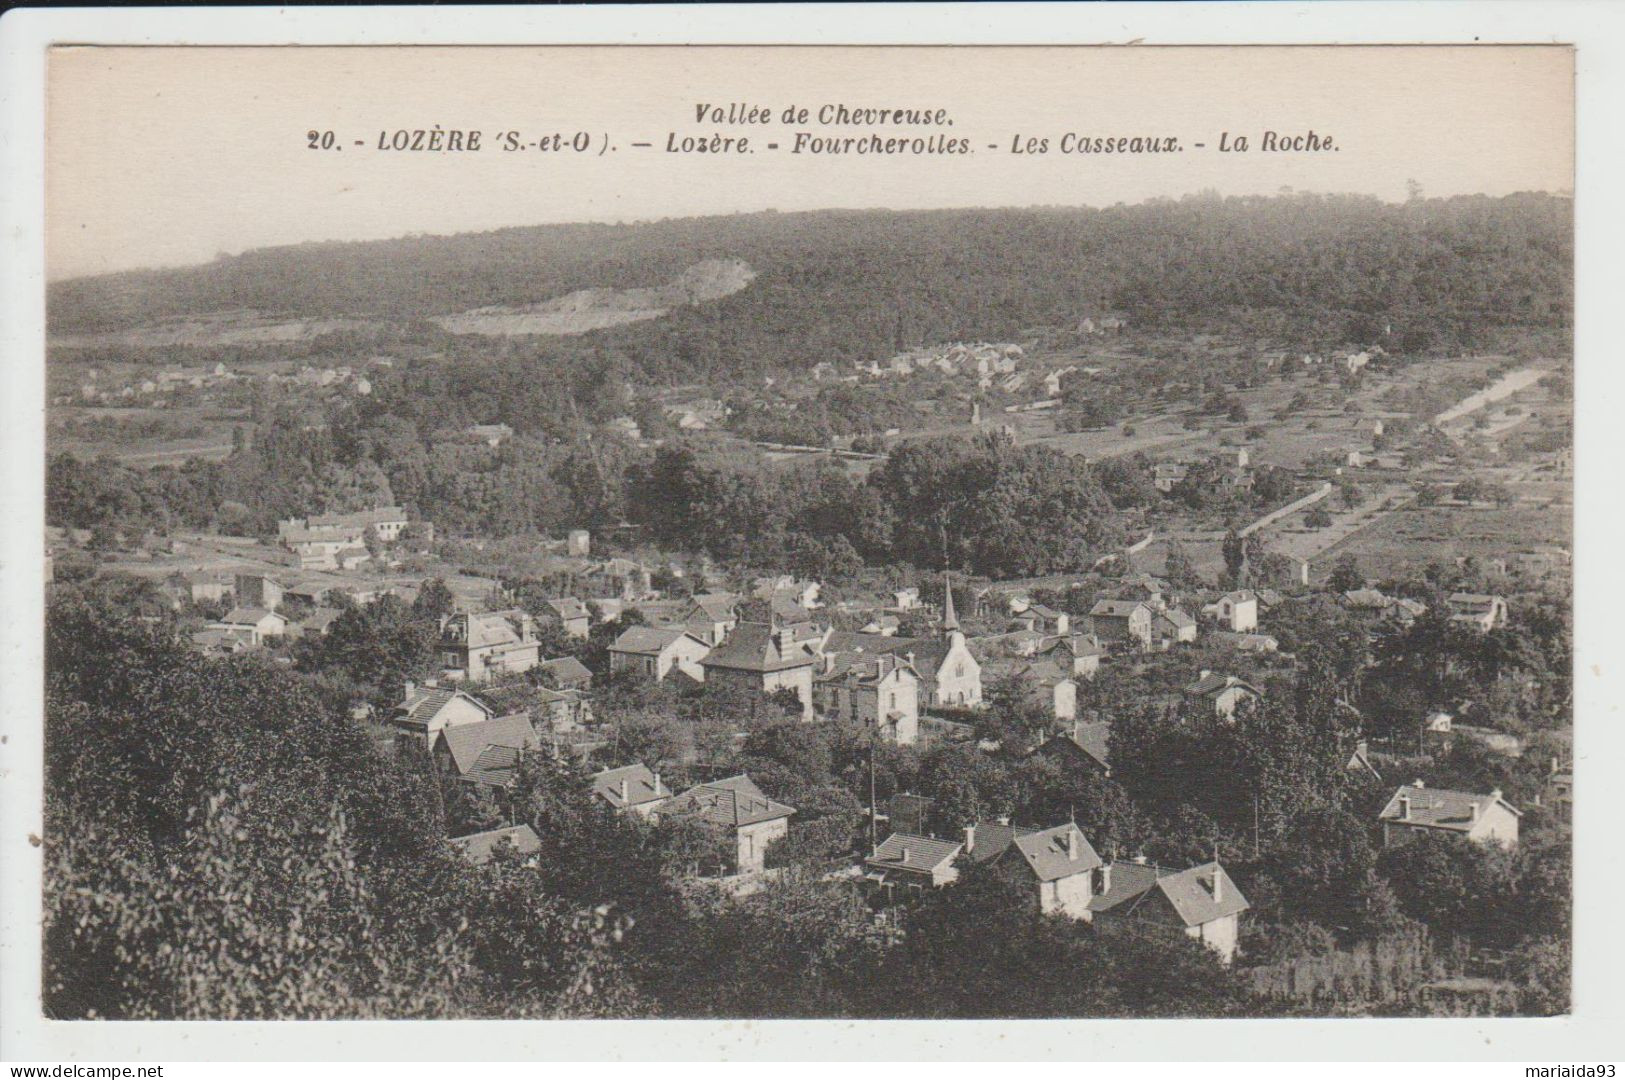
top-left (62, 470), bottom-right (1566, 973)
top-left (37, 286), bottom-right (1576, 1006)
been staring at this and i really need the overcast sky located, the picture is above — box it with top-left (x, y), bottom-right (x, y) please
top-left (47, 45), bottom-right (1573, 281)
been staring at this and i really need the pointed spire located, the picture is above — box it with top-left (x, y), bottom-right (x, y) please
top-left (941, 571), bottom-right (959, 634)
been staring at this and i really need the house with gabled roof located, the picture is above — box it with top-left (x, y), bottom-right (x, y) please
top-left (1155, 607), bottom-right (1198, 648)
top-left (1011, 604), bottom-right (1069, 637)
top-left (1153, 462), bottom-right (1189, 493)
top-left (684, 592), bottom-right (739, 645)
top-left (1183, 670), bottom-right (1261, 720)
top-left (191, 627), bottom-right (252, 656)
top-left (299, 607), bottom-right (343, 637)
top-left (389, 681), bottom-right (495, 747)
top-left (1089, 859), bottom-right (1251, 963)
top-left (999, 656), bottom-right (1078, 722)
top-left (989, 822), bottom-right (1103, 921)
top-left (1203, 590), bottom-right (1259, 633)
top-left (1446, 593), bottom-right (1509, 633)
top-left (609, 625), bottom-right (712, 683)
top-left (1089, 599), bottom-right (1153, 651)
top-left (819, 576), bottom-right (981, 709)
top-left (699, 621), bottom-right (819, 720)
top-left (449, 824), bottom-right (541, 867)
top-left (962, 820), bottom-right (1038, 865)
top-left (1033, 721), bottom-right (1111, 777)
top-left (658, 774), bottom-right (796, 875)
top-left (591, 763), bottom-right (672, 818)
top-left (1042, 633), bottom-right (1103, 679)
top-left (1378, 780), bottom-right (1520, 849)
top-left (210, 606), bottom-right (288, 646)
top-left (543, 597), bottom-right (591, 639)
top-left (436, 713), bottom-right (540, 790)
top-left (864, 833), bottom-right (964, 891)
top-left (538, 654), bottom-right (592, 691)
top-left (438, 609), bottom-right (541, 682)
top-left (814, 651), bottom-right (921, 744)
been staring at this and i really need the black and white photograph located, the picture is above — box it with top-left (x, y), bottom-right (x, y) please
top-left (3, 21), bottom-right (1607, 1060)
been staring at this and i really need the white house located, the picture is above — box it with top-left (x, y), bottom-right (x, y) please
top-left (1089, 859), bottom-right (1251, 965)
top-left (591, 763), bottom-right (673, 819)
top-left (1378, 781), bottom-right (1521, 849)
top-left (659, 774), bottom-right (796, 876)
top-left (608, 626), bottom-right (712, 682)
top-left (1203, 590), bottom-right (1259, 633)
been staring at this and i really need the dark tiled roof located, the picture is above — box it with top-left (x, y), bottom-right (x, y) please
top-left (821, 631), bottom-right (951, 675)
top-left (1047, 634), bottom-right (1103, 659)
top-left (966, 821), bottom-right (1039, 863)
top-left (1088, 861), bottom-right (1251, 926)
top-left (1037, 724), bottom-right (1110, 771)
top-left (700, 622), bottom-right (817, 673)
top-left (688, 592), bottom-right (739, 621)
top-left (309, 506), bottom-right (405, 529)
top-left (1012, 657), bottom-right (1073, 686)
top-left (441, 713), bottom-right (538, 775)
top-left (1004, 823), bottom-right (1102, 882)
top-left (398, 686), bottom-right (485, 728)
top-left (546, 597), bottom-right (590, 621)
top-left (609, 625), bottom-right (693, 655)
top-left (1154, 863), bottom-right (1251, 925)
top-left (1377, 784), bottom-right (1521, 832)
top-left (866, 833), bottom-right (963, 872)
top-left (591, 763), bottom-right (672, 809)
top-left (817, 651), bottom-right (917, 687)
top-left (1158, 608), bottom-right (1196, 629)
top-left (539, 656), bottom-right (592, 683)
top-left (464, 744), bottom-right (524, 788)
top-left (662, 774), bottom-right (795, 827)
top-left (1184, 673), bottom-right (1258, 698)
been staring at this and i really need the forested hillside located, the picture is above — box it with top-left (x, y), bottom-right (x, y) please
top-left (50, 193), bottom-right (1572, 382)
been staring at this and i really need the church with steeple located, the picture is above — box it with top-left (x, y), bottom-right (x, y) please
top-left (819, 572), bottom-right (983, 710)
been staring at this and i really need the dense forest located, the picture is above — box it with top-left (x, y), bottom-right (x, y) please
top-left (47, 424), bottom-right (1128, 580)
top-left (51, 194), bottom-right (1572, 388)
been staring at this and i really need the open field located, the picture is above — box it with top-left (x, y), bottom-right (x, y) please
top-left (51, 406), bottom-right (241, 465)
top-left (1308, 502), bottom-right (1571, 583)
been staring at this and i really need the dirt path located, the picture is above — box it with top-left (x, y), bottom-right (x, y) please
top-left (1434, 365), bottom-right (1549, 425)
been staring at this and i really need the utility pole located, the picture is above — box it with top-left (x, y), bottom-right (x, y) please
top-left (868, 737), bottom-right (879, 854)
top-left (1252, 792), bottom-right (1260, 859)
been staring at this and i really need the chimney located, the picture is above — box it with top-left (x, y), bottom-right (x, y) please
top-left (404, 679), bottom-right (416, 699)
top-left (964, 825), bottom-right (975, 854)
top-left (900, 848), bottom-right (911, 866)
top-left (1100, 863), bottom-right (1112, 893)
top-left (1132, 852), bottom-right (1148, 865)
top-left (1489, 787), bottom-right (1503, 802)
top-left (1469, 800), bottom-right (1479, 823)
top-left (1210, 868), bottom-right (1224, 903)
top-left (1412, 779), bottom-right (1426, 788)
top-left (652, 771), bottom-right (662, 793)
top-left (1199, 669), bottom-right (1212, 680)
top-left (1398, 793), bottom-right (1411, 821)
top-left (1065, 829), bottom-right (1078, 860)
top-left (996, 815), bottom-right (1010, 826)
top-left (619, 778), bottom-right (629, 803)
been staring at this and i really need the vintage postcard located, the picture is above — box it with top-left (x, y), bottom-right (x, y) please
top-left (1, 4), bottom-right (1613, 1065)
